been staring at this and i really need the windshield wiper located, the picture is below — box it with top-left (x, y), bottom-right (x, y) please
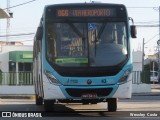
top-left (68, 23), bottom-right (83, 38)
top-left (96, 23), bottom-right (106, 42)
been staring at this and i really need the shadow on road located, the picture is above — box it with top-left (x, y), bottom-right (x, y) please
top-left (0, 103), bottom-right (117, 117)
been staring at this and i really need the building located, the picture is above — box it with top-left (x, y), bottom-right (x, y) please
top-left (0, 8), bottom-right (34, 95)
top-left (0, 45), bottom-right (33, 85)
top-left (0, 45), bottom-right (34, 95)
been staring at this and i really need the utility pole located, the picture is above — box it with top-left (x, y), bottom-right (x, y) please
top-left (153, 6), bottom-right (160, 81)
top-left (142, 38), bottom-right (145, 83)
top-left (159, 6), bottom-right (160, 43)
top-left (157, 6), bottom-right (160, 83)
top-left (158, 6), bottom-right (160, 71)
top-left (142, 38), bottom-right (145, 72)
top-left (6, 0), bottom-right (10, 44)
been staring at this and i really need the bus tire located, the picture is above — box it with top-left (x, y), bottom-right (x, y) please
top-left (90, 99), bottom-right (98, 104)
top-left (82, 100), bottom-right (89, 105)
top-left (35, 94), bottom-right (43, 105)
top-left (107, 98), bottom-right (117, 112)
top-left (90, 101), bottom-right (98, 104)
top-left (44, 100), bottom-right (55, 112)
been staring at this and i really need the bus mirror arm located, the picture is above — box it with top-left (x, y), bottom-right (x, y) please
top-left (36, 26), bottom-right (43, 40)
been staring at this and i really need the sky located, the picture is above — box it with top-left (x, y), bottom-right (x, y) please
top-left (0, 0), bottom-right (160, 56)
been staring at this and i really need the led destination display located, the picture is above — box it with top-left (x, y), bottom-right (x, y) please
top-left (57, 8), bottom-right (116, 17)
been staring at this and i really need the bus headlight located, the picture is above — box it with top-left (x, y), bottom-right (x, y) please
top-left (118, 70), bottom-right (131, 85)
top-left (44, 70), bottom-right (62, 85)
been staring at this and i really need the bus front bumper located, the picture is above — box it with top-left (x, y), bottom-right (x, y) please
top-left (43, 80), bottom-right (132, 100)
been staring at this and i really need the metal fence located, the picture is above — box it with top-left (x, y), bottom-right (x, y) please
top-left (132, 71), bottom-right (142, 84)
top-left (0, 71), bottom-right (149, 85)
top-left (0, 72), bottom-right (33, 85)
top-left (132, 71), bottom-right (151, 84)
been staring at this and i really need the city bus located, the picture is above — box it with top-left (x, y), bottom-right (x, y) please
top-left (33, 3), bottom-right (137, 112)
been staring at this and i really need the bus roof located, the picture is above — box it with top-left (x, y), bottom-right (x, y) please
top-left (45, 3), bottom-right (126, 9)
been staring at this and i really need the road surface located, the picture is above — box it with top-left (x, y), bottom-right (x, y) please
top-left (0, 95), bottom-right (160, 119)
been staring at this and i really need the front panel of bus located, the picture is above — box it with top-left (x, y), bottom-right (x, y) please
top-left (41, 4), bottom-right (132, 100)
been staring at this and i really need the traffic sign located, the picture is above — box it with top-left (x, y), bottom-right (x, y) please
top-left (88, 23), bottom-right (96, 30)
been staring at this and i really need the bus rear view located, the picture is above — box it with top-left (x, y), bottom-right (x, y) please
top-left (33, 3), bottom-right (137, 112)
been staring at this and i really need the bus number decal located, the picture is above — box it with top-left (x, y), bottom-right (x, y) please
top-left (57, 10), bottom-right (69, 17)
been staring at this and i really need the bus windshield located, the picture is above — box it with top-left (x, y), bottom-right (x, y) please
top-left (46, 22), bottom-right (128, 67)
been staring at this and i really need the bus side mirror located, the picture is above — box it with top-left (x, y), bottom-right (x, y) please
top-left (36, 27), bottom-right (43, 40)
top-left (131, 25), bottom-right (137, 38)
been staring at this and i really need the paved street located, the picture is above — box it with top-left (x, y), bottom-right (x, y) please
top-left (0, 95), bottom-right (160, 117)
top-left (0, 84), bottom-right (159, 119)
top-left (0, 95), bottom-right (160, 112)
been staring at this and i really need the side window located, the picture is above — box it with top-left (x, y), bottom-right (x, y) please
top-left (36, 27), bottom-right (43, 41)
top-left (46, 23), bottom-right (55, 62)
top-left (34, 25), bottom-right (43, 59)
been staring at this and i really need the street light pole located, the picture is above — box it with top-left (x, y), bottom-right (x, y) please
top-left (158, 6), bottom-right (160, 71)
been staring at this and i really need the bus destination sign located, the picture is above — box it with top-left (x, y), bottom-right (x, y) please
top-left (57, 8), bottom-right (116, 17)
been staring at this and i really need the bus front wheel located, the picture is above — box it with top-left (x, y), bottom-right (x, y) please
top-left (44, 100), bottom-right (55, 112)
top-left (107, 98), bottom-right (117, 112)
top-left (35, 94), bottom-right (43, 105)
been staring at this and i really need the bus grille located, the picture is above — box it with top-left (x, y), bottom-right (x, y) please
top-left (65, 88), bottom-right (113, 97)
top-left (54, 67), bottom-right (121, 77)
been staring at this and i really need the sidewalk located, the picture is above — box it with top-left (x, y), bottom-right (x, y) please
top-left (0, 95), bottom-right (35, 99)
top-left (132, 87), bottom-right (160, 96)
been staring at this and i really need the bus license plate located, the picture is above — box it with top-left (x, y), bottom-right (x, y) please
top-left (81, 93), bottom-right (96, 99)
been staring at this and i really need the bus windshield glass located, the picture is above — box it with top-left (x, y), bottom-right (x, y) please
top-left (46, 21), bottom-right (128, 67)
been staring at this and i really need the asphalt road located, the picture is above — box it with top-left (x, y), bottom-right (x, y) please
top-left (0, 84), bottom-right (159, 120)
top-left (0, 95), bottom-right (160, 120)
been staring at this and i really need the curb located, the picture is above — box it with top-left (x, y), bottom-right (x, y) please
top-left (132, 93), bottom-right (160, 96)
top-left (0, 95), bottom-right (35, 99)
